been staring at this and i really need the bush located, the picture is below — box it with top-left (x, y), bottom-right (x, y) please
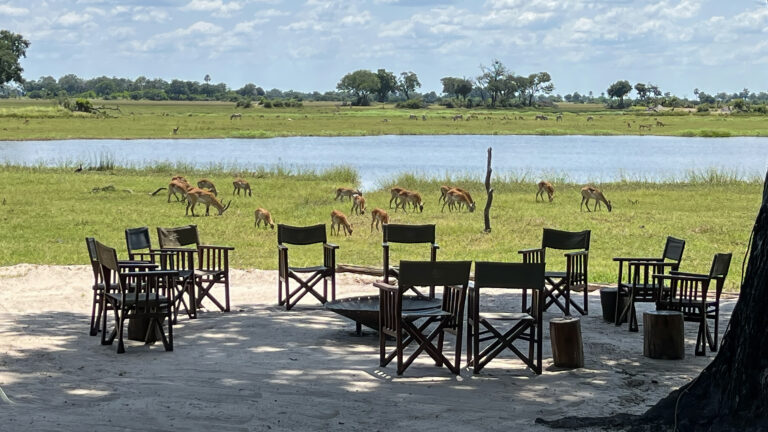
top-left (74, 98), bottom-right (93, 113)
top-left (262, 100), bottom-right (273, 108)
top-left (396, 98), bottom-right (426, 109)
top-left (697, 104), bottom-right (710, 112)
top-left (235, 98), bottom-right (253, 108)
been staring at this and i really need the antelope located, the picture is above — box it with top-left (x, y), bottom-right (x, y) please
top-left (396, 190), bottom-right (424, 213)
top-left (438, 185), bottom-right (451, 204)
top-left (370, 208), bottom-right (389, 232)
top-left (535, 115), bottom-right (548, 120)
top-left (351, 194), bottom-right (366, 215)
top-left (172, 126), bottom-right (179, 135)
top-left (389, 186), bottom-right (406, 208)
top-left (168, 178), bottom-right (191, 203)
top-left (254, 208), bottom-right (275, 229)
top-left (536, 181), bottom-right (555, 202)
top-left (409, 114), bottom-right (418, 120)
top-left (452, 114), bottom-right (463, 121)
top-left (230, 113), bottom-right (242, 120)
top-left (197, 179), bottom-right (218, 196)
top-left (330, 210), bottom-right (353, 236)
top-left (587, 116), bottom-right (594, 122)
top-left (442, 188), bottom-right (475, 212)
top-left (639, 124), bottom-right (652, 131)
top-left (556, 114), bottom-right (563, 122)
top-left (335, 187), bottom-right (361, 201)
top-left (580, 186), bottom-right (612, 212)
top-left (233, 178), bottom-right (252, 196)
top-left (185, 187), bottom-right (232, 216)
top-left (440, 186), bottom-right (474, 209)
top-left (656, 120), bottom-right (666, 127)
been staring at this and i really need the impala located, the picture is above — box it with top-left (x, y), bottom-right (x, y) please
top-left (233, 178), bottom-right (252, 196)
top-left (254, 208), bottom-right (275, 229)
top-left (580, 186), bottom-right (612, 212)
top-left (330, 210), bottom-right (353, 236)
top-left (197, 179), bottom-right (218, 196)
top-left (335, 187), bottom-right (361, 201)
top-left (389, 186), bottom-right (406, 208)
top-left (168, 178), bottom-right (191, 203)
top-left (351, 194), bottom-right (366, 215)
top-left (442, 188), bottom-right (475, 212)
top-left (536, 181), bottom-right (555, 202)
top-left (396, 190), bottom-right (424, 213)
top-left (185, 187), bottom-right (232, 216)
top-left (370, 208), bottom-right (389, 232)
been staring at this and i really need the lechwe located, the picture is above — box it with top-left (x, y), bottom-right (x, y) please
top-left (396, 190), bottom-right (424, 213)
top-left (370, 208), bottom-right (389, 232)
top-left (168, 178), bottom-right (191, 203)
top-left (439, 185), bottom-right (474, 210)
top-left (233, 178), bottom-right (252, 197)
top-left (335, 187), bottom-right (361, 201)
top-left (185, 187), bottom-right (232, 216)
top-left (197, 179), bottom-right (218, 196)
top-left (330, 210), bottom-right (353, 236)
top-left (580, 186), bottom-right (612, 212)
top-left (254, 208), bottom-right (275, 229)
top-left (351, 194), bottom-right (366, 215)
top-left (442, 188), bottom-right (475, 212)
top-left (389, 186), bottom-right (406, 208)
top-left (536, 181), bottom-right (555, 202)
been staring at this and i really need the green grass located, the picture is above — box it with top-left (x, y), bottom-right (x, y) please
top-left (1, 99), bottom-right (767, 139)
top-left (0, 165), bottom-right (760, 291)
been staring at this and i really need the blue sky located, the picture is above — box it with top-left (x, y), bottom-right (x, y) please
top-left (2, 0), bottom-right (766, 97)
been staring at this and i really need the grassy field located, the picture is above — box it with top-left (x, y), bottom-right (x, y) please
top-left (1, 99), bottom-right (767, 139)
top-left (0, 165), bottom-right (760, 290)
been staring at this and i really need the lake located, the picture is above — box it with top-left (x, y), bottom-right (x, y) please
top-left (1, 135), bottom-right (767, 189)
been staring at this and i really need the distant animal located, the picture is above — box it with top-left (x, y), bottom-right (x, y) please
top-left (230, 113), bottom-right (242, 120)
top-left (185, 187), bottom-right (232, 216)
top-left (351, 194), bottom-right (366, 215)
top-left (335, 187), bottom-right (361, 201)
top-left (74, 164), bottom-right (83, 173)
top-left (396, 190), bottom-right (424, 213)
top-left (639, 124), bottom-right (652, 131)
top-left (232, 178), bottom-right (252, 196)
top-left (442, 188), bottom-right (475, 212)
top-left (535, 115), bottom-right (548, 120)
top-left (536, 181), bottom-right (555, 202)
top-left (627, 122), bottom-right (631, 128)
top-left (517, 116), bottom-right (525, 120)
top-left (452, 114), bottom-right (463, 121)
top-left (580, 186), bottom-right (612, 212)
top-left (370, 208), bottom-right (389, 232)
top-left (656, 120), bottom-right (666, 127)
top-left (172, 126), bottom-right (179, 135)
top-left (556, 115), bottom-right (563, 122)
top-left (586, 116), bottom-right (594, 122)
top-left (197, 179), bottom-right (218, 196)
top-left (438, 185), bottom-right (452, 204)
top-left (254, 208), bottom-right (275, 229)
top-left (23, 119), bottom-right (29, 124)
top-left (330, 210), bottom-right (353, 236)
top-left (382, 118), bottom-right (390, 122)
top-left (389, 186), bottom-right (406, 208)
top-left (168, 178), bottom-right (191, 203)
top-left (439, 186), bottom-right (474, 210)
top-left (422, 115), bottom-right (427, 121)
top-left (409, 114), bottom-right (418, 120)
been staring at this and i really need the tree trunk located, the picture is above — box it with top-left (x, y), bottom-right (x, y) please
top-left (483, 147), bottom-right (493, 233)
top-left (537, 170), bottom-right (768, 431)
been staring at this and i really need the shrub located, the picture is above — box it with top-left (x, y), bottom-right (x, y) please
top-left (235, 98), bottom-right (253, 108)
top-left (697, 104), bottom-right (710, 113)
top-left (74, 98), bottom-right (93, 113)
top-left (396, 98), bottom-right (426, 109)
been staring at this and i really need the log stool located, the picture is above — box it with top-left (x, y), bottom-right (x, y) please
top-left (599, 287), bottom-right (627, 323)
top-left (550, 317), bottom-right (584, 368)
top-left (643, 310), bottom-right (685, 360)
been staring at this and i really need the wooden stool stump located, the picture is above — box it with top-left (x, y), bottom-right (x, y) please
top-left (643, 310), bottom-right (685, 360)
top-left (550, 317), bottom-right (584, 368)
top-left (600, 287), bottom-right (627, 323)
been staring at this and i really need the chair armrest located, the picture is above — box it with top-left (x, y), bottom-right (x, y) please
top-left (374, 281), bottom-right (398, 292)
top-left (199, 245), bottom-right (235, 251)
top-left (564, 250), bottom-right (588, 257)
top-left (518, 247), bottom-right (544, 264)
top-left (613, 257), bottom-right (662, 262)
top-left (669, 271), bottom-right (708, 278)
top-left (118, 262), bottom-right (158, 271)
top-left (431, 243), bottom-right (440, 250)
top-left (323, 243), bottom-right (337, 269)
top-left (653, 273), bottom-right (709, 282)
top-left (382, 242), bottom-right (390, 248)
top-left (278, 245), bottom-right (289, 278)
top-left (518, 247), bottom-right (543, 254)
top-left (628, 260), bottom-right (678, 267)
top-left (324, 243), bottom-right (339, 250)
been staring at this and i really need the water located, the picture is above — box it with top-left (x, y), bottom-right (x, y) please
top-left (1, 135), bottom-right (767, 189)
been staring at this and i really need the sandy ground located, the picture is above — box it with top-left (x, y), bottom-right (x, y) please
top-left (0, 264), bottom-right (736, 432)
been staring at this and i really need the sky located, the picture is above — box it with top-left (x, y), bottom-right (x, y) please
top-left (2, 0), bottom-right (767, 97)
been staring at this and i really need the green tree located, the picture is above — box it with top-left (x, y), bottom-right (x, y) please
top-left (375, 69), bottom-right (397, 102)
top-left (337, 69), bottom-right (380, 106)
top-left (0, 30), bottom-right (30, 86)
top-left (477, 59), bottom-right (508, 107)
top-left (397, 71), bottom-right (420, 100)
top-left (634, 82), bottom-right (648, 101)
top-left (527, 72), bottom-right (554, 106)
top-left (607, 80), bottom-right (632, 107)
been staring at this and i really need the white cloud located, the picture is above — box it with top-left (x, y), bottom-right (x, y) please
top-left (0, 4), bottom-right (29, 16)
top-left (340, 11), bottom-right (371, 26)
top-left (182, 0), bottom-right (243, 17)
top-left (133, 8), bottom-right (170, 22)
top-left (58, 12), bottom-right (93, 26)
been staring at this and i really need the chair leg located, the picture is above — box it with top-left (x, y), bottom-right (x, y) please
top-left (436, 331), bottom-right (445, 367)
top-left (331, 274), bottom-right (336, 301)
top-left (278, 278), bottom-right (284, 305)
top-left (466, 320), bottom-right (473, 369)
top-left (453, 326), bottom-right (463, 375)
top-left (583, 285), bottom-right (589, 315)
top-left (224, 275), bottom-right (230, 312)
top-left (90, 290), bottom-right (99, 336)
top-left (379, 331), bottom-right (387, 367)
top-left (116, 313), bottom-right (126, 354)
top-left (396, 335), bottom-right (404, 375)
top-left (712, 306), bottom-right (720, 352)
top-left (100, 298), bottom-right (110, 345)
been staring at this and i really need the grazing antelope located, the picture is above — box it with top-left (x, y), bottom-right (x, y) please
top-left (580, 186), bottom-right (612, 212)
top-left (438, 185), bottom-right (451, 204)
top-left (233, 178), bottom-right (252, 196)
top-left (452, 114), bottom-right (463, 121)
top-left (370, 208), bottom-right (389, 232)
top-left (254, 208), bottom-right (275, 229)
top-left (396, 190), bottom-right (424, 213)
top-left (587, 116), bottom-right (594, 122)
top-left (442, 188), bottom-right (475, 212)
top-left (330, 210), bottom-right (353, 236)
top-left (230, 113), bottom-right (242, 120)
top-left (535, 115), bottom-right (548, 120)
top-left (351, 194), bottom-right (366, 215)
top-left (656, 120), bottom-right (666, 127)
top-left (168, 178), bottom-right (191, 203)
top-left (409, 114), bottom-right (418, 120)
top-left (389, 186), bottom-right (406, 208)
top-left (639, 124), bottom-right (652, 131)
top-left (556, 114), bottom-right (563, 122)
top-left (185, 187), bottom-right (232, 216)
top-left (335, 187), bottom-right (361, 201)
top-left (536, 181), bottom-right (555, 202)
top-left (197, 179), bottom-right (218, 196)
top-left (440, 186), bottom-right (474, 209)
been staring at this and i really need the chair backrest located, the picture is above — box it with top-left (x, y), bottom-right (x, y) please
top-left (474, 261), bottom-right (545, 291)
top-left (125, 226), bottom-right (152, 253)
top-left (157, 225), bottom-right (200, 249)
top-left (383, 224), bottom-right (435, 244)
top-left (708, 253), bottom-right (732, 279)
top-left (85, 237), bottom-right (101, 282)
top-left (277, 224), bottom-right (326, 245)
top-left (662, 236), bottom-right (686, 263)
top-left (541, 228), bottom-right (590, 251)
top-left (397, 260), bottom-right (471, 288)
top-left (93, 239), bottom-right (121, 292)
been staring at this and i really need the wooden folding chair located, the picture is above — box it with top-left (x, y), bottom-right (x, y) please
top-left (157, 225), bottom-right (234, 313)
top-left (519, 228), bottom-right (590, 315)
top-left (277, 224), bottom-right (338, 310)
top-left (94, 240), bottom-right (176, 353)
top-left (382, 224), bottom-right (439, 298)
top-left (467, 262), bottom-right (545, 374)
top-left (655, 253), bottom-right (732, 355)
top-left (375, 260), bottom-right (471, 375)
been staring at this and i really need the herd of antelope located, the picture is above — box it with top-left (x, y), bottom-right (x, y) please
top-left (163, 175), bottom-right (612, 237)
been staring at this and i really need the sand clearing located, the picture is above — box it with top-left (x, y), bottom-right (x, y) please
top-left (0, 264), bottom-right (735, 431)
